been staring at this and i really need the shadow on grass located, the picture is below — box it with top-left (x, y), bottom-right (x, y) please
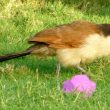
top-left (1, 56), bottom-right (76, 75)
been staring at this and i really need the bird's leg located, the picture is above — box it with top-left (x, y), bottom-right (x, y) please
top-left (56, 63), bottom-right (61, 77)
top-left (76, 65), bottom-right (86, 73)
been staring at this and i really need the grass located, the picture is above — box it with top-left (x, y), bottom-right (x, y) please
top-left (0, 0), bottom-right (110, 109)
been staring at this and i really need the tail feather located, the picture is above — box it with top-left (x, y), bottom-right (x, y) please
top-left (0, 50), bottom-right (32, 62)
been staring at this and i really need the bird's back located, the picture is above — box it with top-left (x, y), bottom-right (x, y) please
top-left (29, 21), bottom-right (100, 48)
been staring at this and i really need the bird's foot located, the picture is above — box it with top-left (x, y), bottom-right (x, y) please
top-left (76, 66), bottom-right (86, 74)
top-left (56, 63), bottom-right (61, 77)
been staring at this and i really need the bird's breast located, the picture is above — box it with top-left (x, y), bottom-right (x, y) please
top-left (56, 34), bottom-right (110, 67)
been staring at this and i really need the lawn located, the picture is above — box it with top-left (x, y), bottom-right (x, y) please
top-left (0, 0), bottom-right (110, 110)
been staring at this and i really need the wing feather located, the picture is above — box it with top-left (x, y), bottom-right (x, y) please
top-left (28, 21), bottom-right (100, 48)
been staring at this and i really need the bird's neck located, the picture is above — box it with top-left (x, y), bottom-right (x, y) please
top-left (99, 24), bottom-right (110, 36)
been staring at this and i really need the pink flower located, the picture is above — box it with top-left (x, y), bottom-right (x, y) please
top-left (62, 74), bottom-right (96, 97)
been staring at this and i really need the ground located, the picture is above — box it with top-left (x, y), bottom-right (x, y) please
top-left (0, 0), bottom-right (110, 110)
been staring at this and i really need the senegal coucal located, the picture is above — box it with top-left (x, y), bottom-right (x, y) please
top-left (0, 20), bottom-right (110, 74)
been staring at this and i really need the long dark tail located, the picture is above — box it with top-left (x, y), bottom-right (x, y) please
top-left (0, 50), bottom-right (32, 62)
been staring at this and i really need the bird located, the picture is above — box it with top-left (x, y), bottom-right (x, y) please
top-left (0, 20), bottom-right (110, 75)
